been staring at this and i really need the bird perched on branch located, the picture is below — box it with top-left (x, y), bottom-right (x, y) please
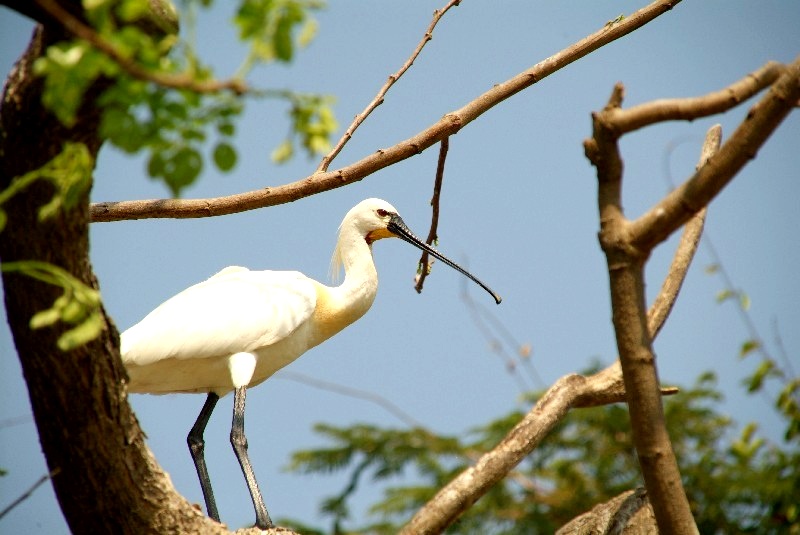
top-left (121, 198), bottom-right (501, 529)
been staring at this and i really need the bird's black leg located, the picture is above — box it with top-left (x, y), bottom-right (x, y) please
top-left (231, 386), bottom-right (273, 529)
top-left (188, 392), bottom-right (221, 522)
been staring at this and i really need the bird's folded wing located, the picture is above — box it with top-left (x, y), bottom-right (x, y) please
top-left (120, 268), bottom-right (317, 366)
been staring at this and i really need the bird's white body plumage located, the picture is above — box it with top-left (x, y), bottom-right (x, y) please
top-left (121, 199), bottom-right (388, 396)
top-left (117, 198), bottom-right (500, 529)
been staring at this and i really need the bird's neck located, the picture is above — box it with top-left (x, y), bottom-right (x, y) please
top-left (314, 227), bottom-right (378, 342)
top-left (333, 229), bottom-right (379, 312)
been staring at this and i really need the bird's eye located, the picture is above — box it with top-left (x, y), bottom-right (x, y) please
top-left (376, 209), bottom-right (389, 217)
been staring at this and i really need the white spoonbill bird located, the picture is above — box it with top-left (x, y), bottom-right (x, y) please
top-left (120, 198), bottom-right (501, 529)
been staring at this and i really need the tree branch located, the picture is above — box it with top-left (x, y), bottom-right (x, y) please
top-left (646, 124), bottom-right (719, 338)
top-left (582, 55), bottom-right (800, 535)
top-left (609, 61), bottom-right (785, 134)
top-left (399, 242), bottom-right (695, 534)
top-left (399, 361), bottom-right (677, 535)
top-left (91, 0), bottom-right (683, 222)
top-left (629, 55), bottom-right (800, 251)
top-left (33, 0), bottom-right (247, 95)
top-left (556, 488), bottom-right (656, 535)
top-left (415, 137), bottom-right (448, 294)
top-left (317, 0), bottom-right (461, 172)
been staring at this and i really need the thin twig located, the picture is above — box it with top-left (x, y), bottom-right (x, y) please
top-left (460, 277), bottom-right (544, 392)
top-left (460, 280), bottom-right (534, 395)
top-left (415, 137), bottom-right (449, 294)
top-left (317, 0), bottom-right (461, 172)
top-left (0, 469), bottom-right (60, 520)
top-left (276, 371), bottom-right (427, 429)
top-left (34, 0), bottom-right (248, 95)
top-left (91, 0), bottom-right (684, 222)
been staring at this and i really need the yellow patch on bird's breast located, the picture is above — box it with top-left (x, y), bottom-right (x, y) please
top-left (311, 283), bottom-right (364, 344)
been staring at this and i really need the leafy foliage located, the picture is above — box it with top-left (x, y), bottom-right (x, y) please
top-left (1, 261), bottom-right (103, 351)
top-left (235, 0), bottom-right (323, 65)
top-left (0, 142), bottom-right (93, 232)
top-left (284, 370), bottom-right (799, 534)
top-left (31, 0), bottom-right (333, 196)
top-left (271, 93), bottom-right (338, 163)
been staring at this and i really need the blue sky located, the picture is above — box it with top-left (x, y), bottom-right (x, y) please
top-left (1, 1), bottom-right (799, 532)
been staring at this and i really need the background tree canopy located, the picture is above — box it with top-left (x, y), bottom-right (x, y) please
top-left (0, 1), bottom-right (798, 533)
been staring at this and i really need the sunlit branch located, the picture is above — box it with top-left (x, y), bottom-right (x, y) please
top-left (647, 124), bottom-right (719, 339)
top-left (91, 0), bottom-right (684, 222)
top-left (317, 0), bottom-right (462, 172)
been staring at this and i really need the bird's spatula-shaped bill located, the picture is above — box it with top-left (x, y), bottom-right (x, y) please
top-left (387, 214), bottom-right (502, 304)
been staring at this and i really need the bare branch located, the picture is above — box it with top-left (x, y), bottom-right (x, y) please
top-left (0, 470), bottom-right (60, 520)
top-left (317, 0), bottom-right (461, 172)
top-left (647, 124), bottom-right (720, 339)
top-left (91, 0), bottom-right (683, 222)
top-left (399, 362), bottom-right (677, 535)
top-left (610, 62), bottom-right (785, 134)
top-left (583, 53), bottom-right (800, 535)
top-left (276, 371), bottom-right (426, 429)
top-left (415, 138), bottom-right (448, 294)
top-left (629, 54), bottom-right (800, 251)
top-left (556, 488), bottom-right (656, 535)
top-left (34, 0), bottom-right (248, 95)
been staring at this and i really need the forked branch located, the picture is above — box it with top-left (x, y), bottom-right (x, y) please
top-left (586, 55), bottom-right (800, 535)
top-left (399, 190), bottom-right (705, 533)
top-left (629, 55), bottom-right (800, 250)
top-left (91, 0), bottom-right (683, 222)
top-left (317, 0), bottom-right (462, 172)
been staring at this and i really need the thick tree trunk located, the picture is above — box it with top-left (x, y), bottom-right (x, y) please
top-left (0, 20), bottom-right (221, 535)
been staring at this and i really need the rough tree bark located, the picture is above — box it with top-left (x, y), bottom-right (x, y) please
top-left (0, 9), bottom-right (241, 535)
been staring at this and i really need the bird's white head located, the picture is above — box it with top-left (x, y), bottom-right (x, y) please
top-left (330, 198), bottom-right (502, 304)
top-left (329, 198), bottom-right (398, 281)
top-left (342, 198), bottom-right (399, 243)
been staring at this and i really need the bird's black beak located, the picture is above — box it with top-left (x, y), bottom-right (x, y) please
top-left (387, 214), bottom-right (502, 304)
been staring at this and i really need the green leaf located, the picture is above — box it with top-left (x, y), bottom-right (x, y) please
top-left (2, 261), bottom-right (104, 351)
top-left (715, 289), bottom-right (734, 303)
top-left (274, 16), bottom-right (295, 62)
top-left (30, 308), bottom-right (63, 330)
top-left (212, 142), bottom-right (238, 171)
top-left (738, 339), bottom-right (760, 359)
top-left (746, 359), bottom-right (775, 393)
top-left (297, 18), bottom-right (318, 47)
top-left (164, 147), bottom-right (203, 196)
top-left (115, 0), bottom-right (151, 23)
top-left (739, 292), bottom-right (751, 311)
top-left (217, 122), bottom-right (236, 136)
top-left (58, 312), bottom-right (105, 351)
top-left (271, 140), bottom-right (294, 163)
top-left (2, 143), bottom-right (94, 223)
top-left (704, 263), bottom-right (719, 274)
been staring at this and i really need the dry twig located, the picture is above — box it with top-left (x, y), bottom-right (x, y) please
top-left (91, 0), bottom-right (684, 222)
top-left (414, 138), bottom-right (449, 294)
top-left (317, 0), bottom-right (461, 172)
